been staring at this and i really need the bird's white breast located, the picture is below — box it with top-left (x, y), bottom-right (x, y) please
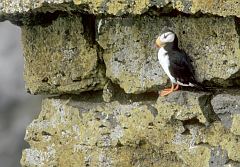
top-left (158, 48), bottom-right (176, 83)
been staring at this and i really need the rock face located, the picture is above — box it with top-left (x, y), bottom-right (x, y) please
top-left (1, 0), bottom-right (240, 166)
top-left (211, 94), bottom-right (240, 131)
top-left (22, 16), bottom-right (107, 94)
top-left (97, 17), bottom-right (168, 93)
top-left (22, 14), bottom-right (240, 94)
top-left (1, 0), bottom-right (240, 17)
top-left (97, 16), bottom-right (240, 93)
top-left (21, 92), bottom-right (240, 166)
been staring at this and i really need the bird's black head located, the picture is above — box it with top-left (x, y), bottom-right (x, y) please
top-left (156, 28), bottom-right (179, 50)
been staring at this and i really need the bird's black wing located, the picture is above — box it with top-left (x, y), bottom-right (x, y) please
top-left (168, 49), bottom-right (196, 85)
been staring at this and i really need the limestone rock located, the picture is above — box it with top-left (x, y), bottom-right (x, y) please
top-left (22, 16), bottom-right (107, 94)
top-left (97, 16), bottom-right (240, 93)
top-left (211, 94), bottom-right (240, 115)
top-left (21, 97), bottom-right (183, 166)
top-left (211, 94), bottom-right (240, 129)
top-left (209, 147), bottom-right (228, 167)
top-left (231, 114), bottom-right (240, 136)
top-left (21, 91), bottom-right (228, 166)
top-left (224, 161), bottom-right (240, 167)
top-left (198, 122), bottom-right (240, 162)
top-left (155, 91), bottom-right (212, 124)
top-left (1, 0), bottom-right (240, 17)
top-left (102, 81), bottom-right (114, 103)
top-left (97, 17), bottom-right (168, 93)
top-left (2, 0), bottom-right (240, 166)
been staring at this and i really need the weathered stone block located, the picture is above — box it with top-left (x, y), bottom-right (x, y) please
top-left (97, 16), bottom-right (240, 93)
top-left (21, 97), bottom-right (182, 166)
top-left (211, 94), bottom-right (240, 129)
top-left (22, 16), bottom-right (107, 94)
top-left (21, 91), bottom-right (237, 166)
top-left (231, 114), bottom-right (240, 136)
top-left (211, 94), bottom-right (240, 115)
top-left (97, 17), bottom-right (168, 93)
top-left (1, 0), bottom-right (240, 17)
top-left (155, 91), bottom-right (213, 124)
top-left (198, 122), bottom-right (240, 162)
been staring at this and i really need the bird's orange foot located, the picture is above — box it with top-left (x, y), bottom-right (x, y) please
top-left (159, 84), bottom-right (180, 97)
top-left (160, 89), bottom-right (174, 96)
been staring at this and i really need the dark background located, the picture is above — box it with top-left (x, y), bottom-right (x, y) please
top-left (0, 21), bottom-right (41, 167)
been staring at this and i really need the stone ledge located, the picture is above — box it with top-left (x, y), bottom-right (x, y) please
top-left (21, 91), bottom-right (240, 166)
top-left (1, 0), bottom-right (240, 18)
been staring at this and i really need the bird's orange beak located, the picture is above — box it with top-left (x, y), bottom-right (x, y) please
top-left (155, 38), bottom-right (164, 48)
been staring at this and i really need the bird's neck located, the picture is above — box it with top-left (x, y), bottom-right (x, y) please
top-left (164, 40), bottom-right (179, 51)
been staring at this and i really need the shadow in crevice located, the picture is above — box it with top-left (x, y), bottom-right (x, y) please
top-left (199, 94), bottom-right (220, 124)
top-left (58, 82), bottom-right (159, 106)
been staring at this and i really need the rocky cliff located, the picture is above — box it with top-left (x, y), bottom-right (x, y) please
top-left (1, 0), bottom-right (240, 166)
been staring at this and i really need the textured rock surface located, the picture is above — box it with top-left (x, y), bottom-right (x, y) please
top-left (22, 15), bottom-right (107, 94)
top-left (2, 0), bottom-right (240, 166)
top-left (155, 91), bottom-right (212, 124)
top-left (231, 114), bottom-right (240, 136)
top-left (211, 94), bottom-right (240, 129)
top-left (97, 17), bottom-right (168, 93)
top-left (21, 91), bottom-right (240, 166)
top-left (20, 14), bottom-right (240, 94)
top-left (1, 0), bottom-right (240, 17)
top-left (97, 16), bottom-right (240, 93)
top-left (198, 122), bottom-right (240, 162)
top-left (211, 94), bottom-right (240, 115)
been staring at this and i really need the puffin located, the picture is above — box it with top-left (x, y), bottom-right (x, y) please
top-left (155, 28), bottom-right (205, 96)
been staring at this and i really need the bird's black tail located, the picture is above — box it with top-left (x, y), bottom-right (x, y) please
top-left (193, 81), bottom-right (209, 91)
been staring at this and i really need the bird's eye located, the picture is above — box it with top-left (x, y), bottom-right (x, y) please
top-left (164, 34), bottom-right (167, 38)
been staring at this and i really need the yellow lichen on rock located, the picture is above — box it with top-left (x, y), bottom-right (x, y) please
top-left (22, 15), bottom-right (107, 94)
top-left (190, 0), bottom-right (240, 17)
top-left (97, 16), bottom-right (240, 93)
top-left (3, 0), bottom-right (240, 166)
top-left (131, 0), bottom-right (151, 14)
top-left (231, 114), bottom-right (240, 136)
top-left (21, 97), bottom-right (185, 166)
top-left (21, 91), bottom-right (226, 166)
top-left (174, 0), bottom-right (185, 11)
top-left (155, 91), bottom-right (208, 124)
top-left (199, 122), bottom-right (240, 162)
top-left (1, 0), bottom-right (240, 17)
top-left (107, 0), bottom-right (128, 15)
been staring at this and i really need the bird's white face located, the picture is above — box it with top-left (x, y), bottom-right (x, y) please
top-left (156, 31), bottom-right (175, 48)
